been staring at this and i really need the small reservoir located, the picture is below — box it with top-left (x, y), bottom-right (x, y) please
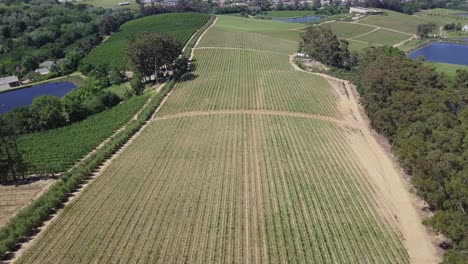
top-left (0, 82), bottom-right (77, 114)
top-left (272, 15), bottom-right (323, 23)
top-left (408, 42), bottom-right (468, 65)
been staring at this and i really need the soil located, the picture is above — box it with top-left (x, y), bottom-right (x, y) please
top-left (288, 55), bottom-right (441, 263)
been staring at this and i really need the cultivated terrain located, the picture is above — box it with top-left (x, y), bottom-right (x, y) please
top-left (14, 16), bottom-right (440, 264)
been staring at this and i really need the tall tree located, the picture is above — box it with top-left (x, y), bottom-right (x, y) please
top-left (127, 33), bottom-right (182, 83)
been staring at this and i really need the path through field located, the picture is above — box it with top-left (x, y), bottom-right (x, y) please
top-left (15, 15), bottom-right (439, 264)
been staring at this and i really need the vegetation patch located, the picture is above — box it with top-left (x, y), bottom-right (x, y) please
top-left (82, 13), bottom-right (210, 70)
top-left (17, 92), bottom-right (151, 173)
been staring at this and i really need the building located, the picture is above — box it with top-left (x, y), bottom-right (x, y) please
top-left (349, 7), bottom-right (383, 15)
top-left (118, 2), bottom-right (130, 5)
top-left (463, 25), bottom-right (468, 32)
top-left (35, 60), bottom-right (56, 76)
top-left (0, 76), bottom-right (20, 91)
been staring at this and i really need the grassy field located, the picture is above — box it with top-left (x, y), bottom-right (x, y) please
top-left (355, 28), bottom-right (410, 46)
top-left (425, 61), bottom-right (468, 77)
top-left (16, 15), bottom-right (412, 263)
top-left (83, 13), bottom-right (211, 69)
top-left (18, 92), bottom-right (151, 173)
top-left (358, 10), bottom-right (424, 34)
top-left (326, 22), bottom-right (376, 39)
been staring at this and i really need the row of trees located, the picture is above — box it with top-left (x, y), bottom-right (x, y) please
top-left (299, 25), bottom-right (467, 263)
top-left (356, 47), bottom-right (467, 264)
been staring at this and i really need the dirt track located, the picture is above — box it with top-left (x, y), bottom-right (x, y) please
top-left (288, 55), bottom-right (440, 263)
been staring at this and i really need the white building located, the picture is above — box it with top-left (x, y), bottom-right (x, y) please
top-left (463, 25), bottom-right (468, 32)
top-left (349, 7), bottom-right (383, 15)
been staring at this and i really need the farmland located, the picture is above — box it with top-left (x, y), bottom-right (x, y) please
top-left (17, 92), bottom-right (151, 173)
top-left (0, 180), bottom-right (54, 227)
top-left (16, 15), bottom-right (440, 263)
top-left (82, 13), bottom-right (210, 69)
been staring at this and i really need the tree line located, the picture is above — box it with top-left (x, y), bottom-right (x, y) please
top-left (300, 25), bottom-right (467, 263)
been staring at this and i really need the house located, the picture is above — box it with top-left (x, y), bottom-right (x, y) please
top-left (35, 68), bottom-right (50, 75)
top-left (0, 76), bottom-right (20, 91)
top-left (35, 60), bottom-right (56, 75)
top-left (349, 7), bottom-right (384, 15)
top-left (118, 2), bottom-right (130, 5)
top-left (463, 25), bottom-right (468, 32)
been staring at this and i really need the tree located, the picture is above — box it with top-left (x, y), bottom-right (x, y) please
top-left (417, 23), bottom-right (436, 38)
top-left (0, 119), bottom-right (27, 183)
top-left (99, 16), bottom-right (119, 36)
top-left (131, 74), bottom-right (145, 95)
top-left (127, 33), bottom-right (182, 83)
top-left (29, 96), bottom-right (66, 131)
top-left (299, 25), bottom-right (350, 68)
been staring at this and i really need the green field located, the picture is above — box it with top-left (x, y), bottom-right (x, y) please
top-left (425, 61), bottom-right (468, 77)
top-left (83, 13), bottom-right (211, 69)
top-left (355, 28), bottom-right (410, 46)
top-left (18, 92), bottom-right (152, 173)
top-left (17, 15), bottom-right (412, 263)
top-left (326, 22), bottom-right (376, 39)
top-left (358, 10), bottom-right (424, 34)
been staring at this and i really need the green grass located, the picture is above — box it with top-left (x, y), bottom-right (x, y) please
top-left (265, 10), bottom-right (317, 18)
top-left (326, 22), bottom-right (376, 39)
top-left (348, 40), bottom-right (374, 51)
top-left (355, 28), bottom-right (411, 46)
top-left (217, 15), bottom-right (303, 31)
top-left (18, 92), bottom-right (151, 173)
top-left (104, 83), bottom-right (131, 99)
top-left (83, 13), bottom-right (211, 70)
top-left (359, 10), bottom-right (424, 34)
top-left (425, 61), bottom-right (468, 77)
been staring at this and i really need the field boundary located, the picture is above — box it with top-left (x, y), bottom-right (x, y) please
top-left (155, 110), bottom-right (356, 128)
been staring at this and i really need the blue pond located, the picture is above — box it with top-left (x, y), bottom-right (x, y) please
top-left (457, 13), bottom-right (468, 17)
top-left (272, 15), bottom-right (323, 23)
top-left (408, 42), bottom-right (468, 65)
top-left (0, 82), bottom-right (76, 114)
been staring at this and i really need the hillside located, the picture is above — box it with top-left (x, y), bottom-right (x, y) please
top-left (16, 16), bottom-right (439, 263)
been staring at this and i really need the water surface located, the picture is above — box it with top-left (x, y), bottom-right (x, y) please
top-left (408, 42), bottom-right (468, 65)
top-left (272, 15), bottom-right (323, 23)
top-left (0, 82), bottom-right (77, 114)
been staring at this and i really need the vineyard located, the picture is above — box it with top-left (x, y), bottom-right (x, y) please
top-left (18, 92), bottom-right (151, 173)
top-left (82, 13), bottom-right (210, 69)
top-left (15, 15), bottom-right (439, 263)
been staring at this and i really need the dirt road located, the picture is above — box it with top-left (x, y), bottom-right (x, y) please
top-left (289, 55), bottom-right (441, 264)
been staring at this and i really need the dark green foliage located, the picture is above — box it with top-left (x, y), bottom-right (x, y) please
top-left (299, 25), bottom-right (352, 68)
top-left (356, 47), bottom-right (467, 263)
top-left (0, 1), bottom-right (135, 77)
top-left (130, 74), bottom-right (145, 96)
top-left (416, 23), bottom-right (437, 38)
top-left (0, 119), bottom-right (27, 182)
top-left (126, 33), bottom-right (182, 79)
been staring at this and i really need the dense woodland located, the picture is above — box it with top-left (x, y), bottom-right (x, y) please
top-left (0, 0), bottom-right (135, 77)
top-left (355, 48), bottom-right (467, 263)
top-left (300, 26), bottom-right (467, 263)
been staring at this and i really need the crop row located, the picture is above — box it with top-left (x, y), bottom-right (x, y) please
top-left (82, 13), bottom-right (211, 69)
top-left (17, 92), bottom-right (152, 173)
top-left (159, 49), bottom-right (341, 118)
top-left (16, 114), bottom-right (408, 263)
